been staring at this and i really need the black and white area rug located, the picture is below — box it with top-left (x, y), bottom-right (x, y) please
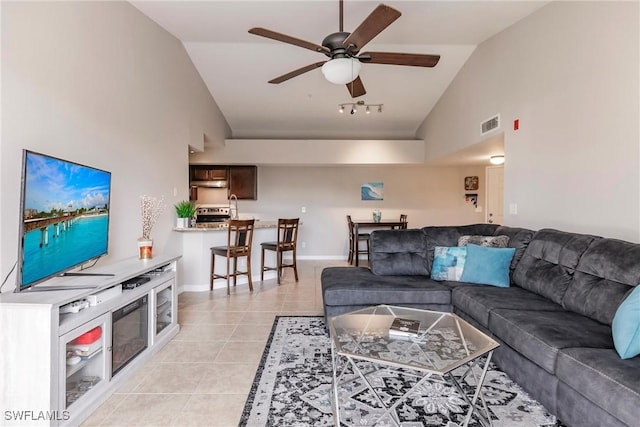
top-left (239, 316), bottom-right (564, 427)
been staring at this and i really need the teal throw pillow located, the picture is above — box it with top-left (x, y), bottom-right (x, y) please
top-left (612, 286), bottom-right (640, 359)
top-left (431, 246), bottom-right (467, 281)
top-left (460, 244), bottom-right (516, 288)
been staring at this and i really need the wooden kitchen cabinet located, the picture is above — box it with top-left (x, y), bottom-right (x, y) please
top-left (228, 166), bottom-right (257, 200)
top-left (190, 165), bottom-right (227, 181)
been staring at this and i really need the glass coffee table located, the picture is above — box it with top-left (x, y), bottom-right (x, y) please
top-left (328, 305), bottom-right (499, 427)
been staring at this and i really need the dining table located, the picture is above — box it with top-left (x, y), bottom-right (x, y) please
top-left (352, 219), bottom-right (406, 267)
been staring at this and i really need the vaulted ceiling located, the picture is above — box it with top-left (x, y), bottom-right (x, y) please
top-left (131, 1), bottom-right (548, 142)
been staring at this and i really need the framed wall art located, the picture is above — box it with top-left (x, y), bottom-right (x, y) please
top-left (464, 176), bottom-right (479, 191)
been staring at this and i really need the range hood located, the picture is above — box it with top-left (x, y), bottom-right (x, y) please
top-left (190, 180), bottom-right (228, 188)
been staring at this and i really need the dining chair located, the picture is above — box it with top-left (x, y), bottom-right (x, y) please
top-left (347, 215), bottom-right (370, 265)
top-left (399, 214), bottom-right (408, 229)
top-left (210, 219), bottom-right (255, 295)
top-left (260, 218), bottom-right (299, 284)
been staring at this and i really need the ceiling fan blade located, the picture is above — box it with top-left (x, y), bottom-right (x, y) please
top-left (346, 76), bottom-right (366, 98)
top-left (268, 62), bottom-right (326, 84)
top-left (249, 27), bottom-right (330, 54)
top-left (362, 51), bottom-right (441, 67)
top-left (342, 4), bottom-right (401, 52)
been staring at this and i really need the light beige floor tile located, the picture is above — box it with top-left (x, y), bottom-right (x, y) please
top-left (113, 363), bottom-right (156, 393)
top-left (229, 323), bottom-right (273, 341)
top-left (239, 310), bottom-right (279, 325)
top-left (176, 394), bottom-right (247, 427)
top-left (133, 363), bottom-right (206, 393)
top-left (80, 393), bottom-right (126, 426)
top-left (215, 341), bottom-right (267, 364)
top-left (197, 310), bottom-right (247, 325)
top-left (194, 363), bottom-right (256, 394)
top-left (156, 340), bottom-right (226, 363)
top-left (174, 323), bottom-right (235, 341)
top-left (177, 310), bottom-right (208, 324)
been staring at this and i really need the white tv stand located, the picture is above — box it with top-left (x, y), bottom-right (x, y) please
top-left (0, 254), bottom-right (181, 427)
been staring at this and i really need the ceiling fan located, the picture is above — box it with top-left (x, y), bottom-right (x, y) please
top-left (248, 0), bottom-right (440, 98)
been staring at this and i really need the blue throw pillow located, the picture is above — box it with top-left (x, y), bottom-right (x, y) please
top-left (460, 244), bottom-right (516, 288)
top-left (431, 246), bottom-right (467, 281)
top-left (612, 286), bottom-right (640, 359)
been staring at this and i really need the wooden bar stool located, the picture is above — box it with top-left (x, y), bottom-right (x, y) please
top-left (261, 218), bottom-right (299, 284)
top-left (210, 219), bottom-right (255, 295)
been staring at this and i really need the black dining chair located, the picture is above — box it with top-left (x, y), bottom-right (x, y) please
top-left (260, 218), bottom-right (300, 285)
top-left (347, 215), bottom-right (370, 265)
top-left (210, 219), bottom-right (255, 295)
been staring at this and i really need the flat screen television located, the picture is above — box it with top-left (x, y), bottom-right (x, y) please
top-left (17, 150), bottom-right (112, 291)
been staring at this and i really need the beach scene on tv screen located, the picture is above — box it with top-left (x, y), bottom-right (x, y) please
top-left (21, 152), bottom-right (111, 287)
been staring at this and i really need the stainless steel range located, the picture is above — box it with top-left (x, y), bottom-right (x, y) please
top-left (195, 205), bottom-right (231, 228)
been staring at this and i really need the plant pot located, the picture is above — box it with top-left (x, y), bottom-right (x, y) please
top-left (138, 238), bottom-right (153, 259)
top-left (176, 218), bottom-right (190, 229)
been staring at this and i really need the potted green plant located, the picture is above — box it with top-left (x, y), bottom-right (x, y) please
top-left (174, 200), bottom-right (196, 228)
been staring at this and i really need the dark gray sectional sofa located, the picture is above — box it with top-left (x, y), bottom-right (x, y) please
top-left (321, 224), bottom-right (640, 427)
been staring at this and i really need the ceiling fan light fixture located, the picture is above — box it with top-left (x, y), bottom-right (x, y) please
top-left (321, 57), bottom-right (361, 85)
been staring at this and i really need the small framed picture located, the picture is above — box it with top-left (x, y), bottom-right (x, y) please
top-left (464, 176), bottom-right (479, 191)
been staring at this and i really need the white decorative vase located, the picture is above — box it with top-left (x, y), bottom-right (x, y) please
top-left (176, 218), bottom-right (190, 229)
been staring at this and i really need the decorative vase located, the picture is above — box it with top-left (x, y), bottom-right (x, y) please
top-left (373, 210), bottom-right (381, 223)
top-left (138, 238), bottom-right (153, 259)
top-left (176, 218), bottom-right (190, 229)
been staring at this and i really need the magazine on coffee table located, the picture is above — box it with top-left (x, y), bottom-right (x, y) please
top-left (389, 317), bottom-right (421, 338)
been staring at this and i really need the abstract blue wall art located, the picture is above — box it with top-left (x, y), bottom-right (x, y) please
top-left (361, 182), bottom-right (384, 201)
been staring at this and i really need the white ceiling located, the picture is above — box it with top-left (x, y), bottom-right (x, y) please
top-left (131, 0), bottom-right (548, 144)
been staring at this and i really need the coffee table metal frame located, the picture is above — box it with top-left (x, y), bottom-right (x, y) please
top-left (328, 305), bottom-right (499, 427)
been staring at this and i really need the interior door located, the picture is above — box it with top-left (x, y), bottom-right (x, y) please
top-left (486, 166), bottom-right (504, 225)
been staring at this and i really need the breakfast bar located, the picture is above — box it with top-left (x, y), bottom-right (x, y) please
top-left (174, 221), bottom-right (280, 291)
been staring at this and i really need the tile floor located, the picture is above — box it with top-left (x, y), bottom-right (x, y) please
top-left (81, 259), bottom-right (345, 427)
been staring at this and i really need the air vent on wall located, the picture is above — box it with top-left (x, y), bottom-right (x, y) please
top-left (481, 114), bottom-right (500, 136)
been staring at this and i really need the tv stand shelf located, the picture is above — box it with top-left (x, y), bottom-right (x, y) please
top-left (0, 254), bottom-right (181, 427)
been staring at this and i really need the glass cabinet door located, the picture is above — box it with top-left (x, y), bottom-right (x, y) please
top-left (59, 313), bottom-right (110, 411)
top-left (154, 280), bottom-right (174, 339)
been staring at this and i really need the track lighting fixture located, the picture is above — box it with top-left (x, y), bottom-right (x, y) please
top-left (338, 100), bottom-right (383, 115)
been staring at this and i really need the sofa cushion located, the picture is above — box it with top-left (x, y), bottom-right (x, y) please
top-left (556, 347), bottom-right (640, 427)
top-left (493, 226), bottom-right (535, 279)
top-left (512, 228), bottom-right (597, 305)
top-left (457, 235), bottom-right (509, 247)
top-left (422, 224), bottom-right (500, 272)
top-left (460, 244), bottom-right (515, 287)
top-left (563, 237), bottom-right (640, 326)
top-left (321, 267), bottom-right (451, 307)
top-left (452, 285), bottom-right (565, 328)
top-left (430, 246), bottom-right (467, 281)
top-left (369, 229), bottom-right (429, 276)
top-left (488, 308), bottom-right (614, 374)
top-left (612, 286), bottom-right (640, 359)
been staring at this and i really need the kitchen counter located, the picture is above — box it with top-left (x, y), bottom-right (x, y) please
top-left (173, 220), bottom-right (278, 231)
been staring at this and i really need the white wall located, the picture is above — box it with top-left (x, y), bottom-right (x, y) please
top-left (196, 164), bottom-right (488, 257)
top-left (418, 1), bottom-right (640, 241)
top-left (0, 1), bottom-right (229, 291)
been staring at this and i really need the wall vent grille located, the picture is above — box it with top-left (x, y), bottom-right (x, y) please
top-left (481, 114), bottom-right (500, 135)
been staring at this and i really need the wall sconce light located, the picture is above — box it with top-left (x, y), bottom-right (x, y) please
top-left (490, 155), bottom-right (505, 165)
top-left (338, 100), bottom-right (383, 115)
